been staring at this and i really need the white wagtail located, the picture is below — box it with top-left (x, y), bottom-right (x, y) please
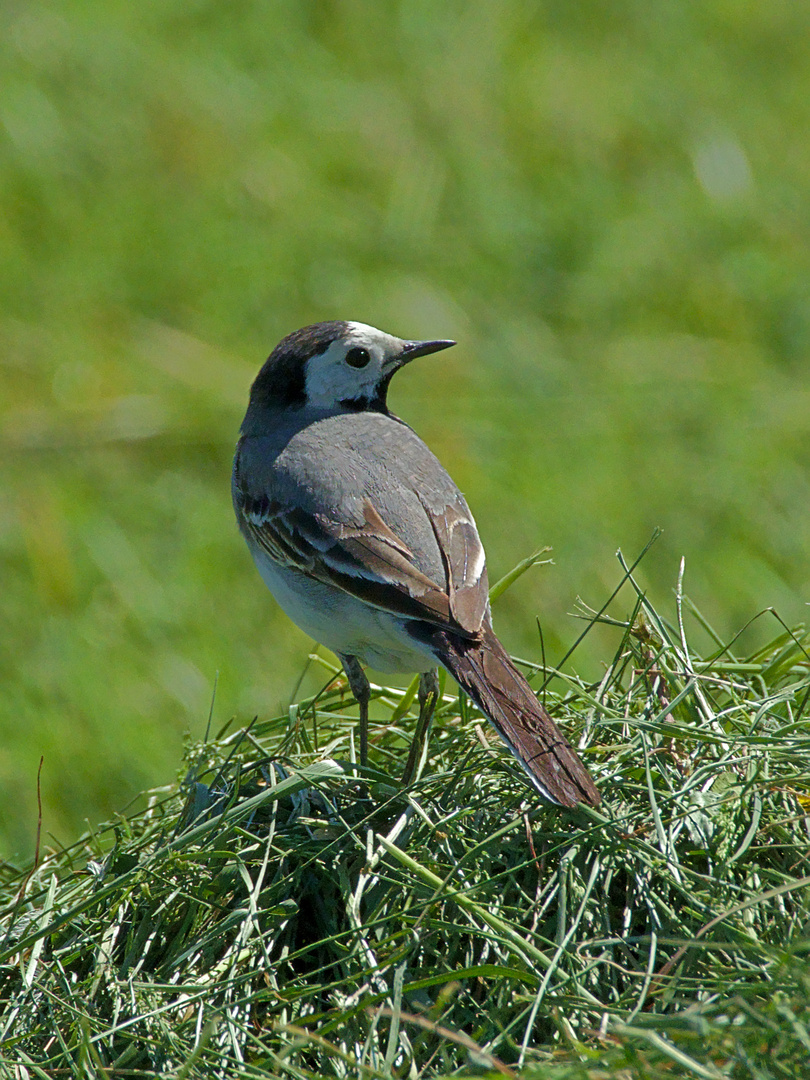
top-left (232, 321), bottom-right (600, 807)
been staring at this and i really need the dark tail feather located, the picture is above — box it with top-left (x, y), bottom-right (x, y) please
top-left (422, 626), bottom-right (600, 807)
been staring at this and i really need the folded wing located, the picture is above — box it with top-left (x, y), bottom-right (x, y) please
top-left (235, 484), bottom-right (488, 637)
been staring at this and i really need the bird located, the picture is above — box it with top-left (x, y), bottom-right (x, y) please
top-left (232, 321), bottom-right (600, 807)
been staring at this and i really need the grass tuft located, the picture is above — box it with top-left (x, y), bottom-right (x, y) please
top-left (2, 561), bottom-right (810, 1077)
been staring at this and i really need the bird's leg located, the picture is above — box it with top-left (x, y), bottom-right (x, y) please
top-left (402, 668), bottom-right (440, 786)
top-left (340, 654), bottom-right (371, 768)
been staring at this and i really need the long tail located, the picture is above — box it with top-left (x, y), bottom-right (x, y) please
top-left (417, 625), bottom-right (600, 807)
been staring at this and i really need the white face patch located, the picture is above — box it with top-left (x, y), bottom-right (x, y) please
top-left (304, 323), bottom-right (404, 409)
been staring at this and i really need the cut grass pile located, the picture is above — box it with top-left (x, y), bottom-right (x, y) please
top-left (2, 559), bottom-right (810, 1077)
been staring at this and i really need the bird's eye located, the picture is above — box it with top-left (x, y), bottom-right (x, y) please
top-left (345, 347), bottom-right (371, 368)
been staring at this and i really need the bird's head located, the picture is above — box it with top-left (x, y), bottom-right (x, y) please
top-left (247, 321), bottom-right (455, 415)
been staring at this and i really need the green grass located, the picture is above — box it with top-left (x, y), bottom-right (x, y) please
top-left (2, 5), bottom-right (810, 1067)
top-left (2, 572), bottom-right (809, 1076)
top-left (2, 0), bottom-right (810, 856)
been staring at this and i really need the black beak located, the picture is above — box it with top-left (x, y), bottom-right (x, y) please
top-left (388, 339), bottom-right (456, 379)
top-left (400, 338), bottom-right (456, 362)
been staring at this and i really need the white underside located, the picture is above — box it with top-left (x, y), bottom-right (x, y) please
top-left (252, 548), bottom-right (437, 674)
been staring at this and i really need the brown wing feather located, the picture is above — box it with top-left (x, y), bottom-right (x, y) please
top-left (235, 488), bottom-right (479, 635)
top-left (421, 498), bottom-right (489, 634)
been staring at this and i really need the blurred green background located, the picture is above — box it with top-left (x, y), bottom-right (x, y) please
top-left (2, 0), bottom-right (809, 859)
